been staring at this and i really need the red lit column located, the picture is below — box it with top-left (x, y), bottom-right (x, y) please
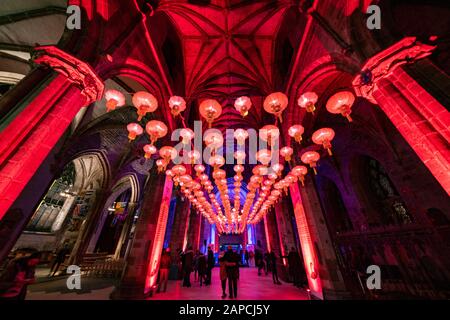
top-left (112, 172), bottom-right (171, 299)
top-left (353, 37), bottom-right (450, 195)
top-left (0, 46), bottom-right (104, 220)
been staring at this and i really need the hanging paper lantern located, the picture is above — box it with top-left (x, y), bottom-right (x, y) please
top-left (259, 125), bottom-right (280, 145)
top-left (291, 165), bottom-right (308, 186)
top-left (127, 123), bottom-right (143, 141)
top-left (263, 92), bottom-right (288, 123)
top-left (298, 92), bottom-right (318, 114)
top-left (156, 159), bottom-right (165, 173)
top-left (146, 120), bottom-right (168, 145)
top-left (234, 129), bottom-right (249, 145)
top-left (280, 146), bottom-right (294, 162)
top-left (256, 149), bottom-right (272, 166)
top-left (104, 89), bottom-right (126, 112)
top-left (312, 128), bottom-right (336, 156)
top-left (194, 164), bottom-right (205, 176)
top-left (209, 155), bottom-right (225, 170)
top-left (326, 91), bottom-right (355, 122)
top-left (288, 125), bottom-right (305, 143)
top-left (143, 144), bottom-right (157, 159)
top-left (159, 146), bottom-right (177, 163)
top-left (271, 163), bottom-right (284, 176)
top-left (234, 151), bottom-right (246, 164)
top-left (199, 99), bottom-right (222, 128)
top-left (172, 165), bottom-right (187, 177)
top-left (204, 131), bottom-right (224, 151)
top-left (179, 128), bottom-right (195, 145)
top-left (168, 96), bottom-right (186, 116)
top-left (234, 165), bottom-right (244, 174)
top-left (301, 151), bottom-right (321, 175)
top-left (187, 150), bottom-right (201, 164)
top-left (234, 96), bottom-right (252, 117)
top-left (132, 91), bottom-right (158, 121)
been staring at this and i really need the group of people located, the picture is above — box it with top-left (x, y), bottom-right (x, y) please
top-left (156, 244), bottom-right (307, 298)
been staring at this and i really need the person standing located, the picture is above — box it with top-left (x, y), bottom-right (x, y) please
top-left (244, 250), bottom-right (249, 267)
top-left (157, 248), bottom-right (172, 293)
top-left (224, 246), bottom-right (240, 299)
top-left (0, 252), bottom-right (41, 300)
top-left (248, 250), bottom-right (255, 267)
top-left (255, 246), bottom-right (264, 276)
top-left (197, 251), bottom-right (207, 286)
top-left (270, 251), bottom-right (282, 285)
top-left (206, 246), bottom-right (215, 285)
top-left (218, 252), bottom-right (227, 298)
top-left (48, 244), bottom-right (70, 277)
top-left (182, 246), bottom-right (194, 287)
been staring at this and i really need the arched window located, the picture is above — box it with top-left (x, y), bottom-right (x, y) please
top-left (26, 162), bottom-right (76, 233)
top-left (316, 176), bottom-right (353, 234)
top-left (357, 156), bottom-right (412, 226)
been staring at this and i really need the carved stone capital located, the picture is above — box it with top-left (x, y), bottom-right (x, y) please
top-left (352, 37), bottom-right (436, 103)
top-left (32, 46), bottom-right (104, 104)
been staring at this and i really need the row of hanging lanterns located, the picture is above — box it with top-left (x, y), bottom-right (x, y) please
top-left (103, 88), bottom-right (356, 234)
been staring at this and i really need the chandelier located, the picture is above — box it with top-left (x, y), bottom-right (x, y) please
top-left (103, 89), bottom-right (355, 234)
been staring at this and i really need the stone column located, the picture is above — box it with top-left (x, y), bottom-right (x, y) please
top-left (290, 178), bottom-right (349, 300)
top-left (112, 173), bottom-right (172, 299)
top-left (353, 37), bottom-right (450, 195)
top-left (0, 46), bottom-right (104, 220)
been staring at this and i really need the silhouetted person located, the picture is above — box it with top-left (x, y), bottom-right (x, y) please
top-left (255, 246), bottom-right (264, 276)
top-left (197, 251), bottom-right (207, 286)
top-left (270, 251), bottom-right (282, 285)
top-left (49, 244), bottom-right (70, 277)
top-left (218, 251), bottom-right (227, 298)
top-left (193, 250), bottom-right (200, 281)
top-left (0, 252), bottom-right (41, 300)
top-left (224, 246), bottom-right (240, 299)
top-left (206, 246), bottom-right (215, 285)
top-left (157, 248), bottom-right (172, 293)
top-left (182, 246), bottom-right (194, 287)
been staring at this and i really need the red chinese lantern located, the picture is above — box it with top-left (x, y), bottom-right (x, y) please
top-left (159, 146), bottom-right (177, 164)
top-left (127, 123), bottom-right (143, 141)
top-left (204, 131), bottom-right (224, 151)
top-left (301, 151), bottom-right (321, 175)
top-left (288, 125), bottom-right (305, 143)
top-left (209, 155), bottom-right (225, 170)
top-left (326, 91), bottom-right (355, 122)
top-left (263, 92), bottom-right (288, 123)
top-left (168, 96), bottom-right (186, 116)
top-left (234, 151), bottom-right (246, 164)
top-left (291, 165), bottom-right (308, 186)
top-left (194, 164), bottom-right (205, 176)
top-left (172, 165), bottom-right (187, 177)
top-left (187, 150), bottom-right (201, 164)
top-left (259, 125), bottom-right (280, 145)
top-left (280, 146), bottom-right (294, 162)
top-left (143, 144), bottom-right (157, 159)
top-left (234, 96), bottom-right (252, 117)
top-left (146, 120), bottom-right (168, 145)
top-left (298, 92), bottom-right (318, 114)
top-left (234, 129), bottom-right (249, 145)
top-left (312, 128), bottom-right (335, 156)
top-left (179, 128), bottom-right (195, 145)
top-left (199, 99), bottom-right (222, 128)
top-left (132, 91), bottom-right (158, 121)
top-left (104, 89), bottom-right (126, 112)
top-left (256, 149), bottom-right (272, 166)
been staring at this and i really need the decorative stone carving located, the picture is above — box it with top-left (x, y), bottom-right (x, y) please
top-left (32, 46), bottom-right (104, 104)
top-left (353, 37), bottom-right (436, 103)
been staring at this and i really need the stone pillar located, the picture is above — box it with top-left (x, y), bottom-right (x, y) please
top-left (353, 37), bottom-right (450, 195)
top-left (290, 178), bottom-right (349, 300)
top-left (112, 173), bottom-right (171, 299)
top-left (0, 46), bottom-right (104, 220)
top-left (168, 198), bottom-right (190, 252)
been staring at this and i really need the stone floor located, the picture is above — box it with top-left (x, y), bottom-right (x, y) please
top-left (25, 267), bottom-right (308, 300)
top-left (152, 267), bottom-right (308, 300)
